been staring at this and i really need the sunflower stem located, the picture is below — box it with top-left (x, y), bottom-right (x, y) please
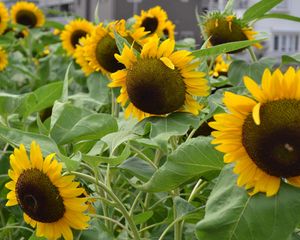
top-left (71, 171), bottom-right (141, 240)
top-left (173, 189), bottom-right (182, 240)
top-left (128, 144), bottom-right (158, 170)
top-left (248, 47), bottom-right (257, 62)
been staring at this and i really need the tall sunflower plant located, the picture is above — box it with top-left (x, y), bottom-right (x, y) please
top-left (0, 0), bottom-right (300, 240)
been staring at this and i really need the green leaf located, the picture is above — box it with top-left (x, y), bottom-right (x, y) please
top-left (139, 137), bottom-right (224, 192)
top-left (82, 145), bottom-right (131, 167)
top-left (0, 93), bottom-right (22, 117)
top-left (193, 38), bottom-right (266, 57)
top-left (259, 13), bottom-right (300, 22)
top-left (61, 62), bottom-right (72, 102)
top-left (243, 0), bottom-right (283, 22)
top-left (50, 102), bottom-right (93, 144)
top-left (134, 112), bottom-right (199, 151)
top-left (119, 157), bottom-right (156, 182)
top-left (282, 54), bottom-right (300, 65)
top-left (18, 81), bottom-right (63, 117)
top-left (228, 59), bottom-right (270, 86)
top-left (196, 165), bottom-right (300, 240)
top-left (0, 124), bottom-right (59, 156)
top-left (113, 29), bottom-right (131, 54)
top-left (57, 113), bottom-right (118, 145)
top-left (223, 0), bottom-right (235, 15)
top-left (174, 196), bottom-right (204, 222)
top-left (133, 211), bottom-right (154, 225)
top-left (43, 20), bottom-right (64, 30)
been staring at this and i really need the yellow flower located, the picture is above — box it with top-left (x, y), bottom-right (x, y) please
top-left (84, 20), bottom-right (148, 74)
top-left (209, 55), bottom-right (230, 77)
top-left (60, 19), bottom-right (94, 56)
top-left (11, 1), bottom-right (45, 28)
top-left (108, 35), bottom-right (210, 120)
top-left (201, 12), bottom-right (262, 52)
top-left (0, 2), bottom-right (9, 35)
top-left (133, 6), bottom-right (168, 37)
top-left (0, 47), bottom-right (8, 71)
top-left (5, 141), bottom-right (90, 240)
top-left (74, 37), bottom-right (94, 76)
top-left (210, 67), bottom-right (300, 196)
top-left (162, 20), bottom-right (176, 40)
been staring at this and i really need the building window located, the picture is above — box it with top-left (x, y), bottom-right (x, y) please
top-left (274, 35), bottom-right (279, 51)
top-left (273, 33), bottom-right (300, 53)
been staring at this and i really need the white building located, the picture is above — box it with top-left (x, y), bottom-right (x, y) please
top-left (206, 0), bottom-right (300, 57)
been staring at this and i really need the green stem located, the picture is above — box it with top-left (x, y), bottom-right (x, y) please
top-left (128, 144), bottom-right (158, 170)
top-left (129, 191), bottom-right (143, 216)
top-left (186, 128), bottom-right (197, 141)
top-left (248, 47), bottom-right (258, 62)
top-left (173, 189), bottom-right (182, 240)
top-left (0, 225), bottom-right (34, 233)
top-left (89, 213), bottom-right (130, 235)
top-left (71, 171), bottom-right (140, 240)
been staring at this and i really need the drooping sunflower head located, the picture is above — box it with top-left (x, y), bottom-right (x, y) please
top-left (11, 1), bottom-right (45, 28)
top-left (209, 55), bottom-right (230, 78)
top-left (201, 11), bottom-right (262, 52)
top-left (133, 6), bottom-right (168, 37)
top-left (108, 35), bottom-right (210, 120)
top-left (0, 2), bottom-right (9, 35)
top-left (209, 67), bottom-right (300, 196)
top-left (0, 47), bottom-right (8, 71)
top-left (5, 141), bottom-right (90, 239)
top-left (74, 37), bottom-right (94, 76)
top-left (61, 19), bottom-right (94, 56)
top-left (162, 20), bottom-right (175, 40)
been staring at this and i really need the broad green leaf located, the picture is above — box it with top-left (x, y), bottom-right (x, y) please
top-left (113, 29), bottom-right (131, 54)
top-left (0, 93), bottom-right (22, 117)
top-left (82, 145), bottom-right (131, 167)
top-left (50, 102), bottom-right (93, 144)
top-left (193, 38), bottom-right (266, 57)
top-left (133, 211), bottom-right (154, 225)
top-left (196, 165), bottom-right (300, 240)
top-left (119, 157), bottom-right (156, 182)
top-left (243, 0), bottom-right (283, 22)
top-left (57, 113), bottom-right (118, 145)
top-left (0, 124), bottom-right (59, 156)
top-left (18, 81), bottom-right (63, 117)
top-left (134, 112), bottom-right (199, 151)
top-left (228, 59), bottom-right (270, 86)
top-left (282, 54), bottom-right (300, 65)
top-left (87, 73), bottom-right (110, 105)
top-left (174, 196), bottom-right (204, 222)
top-left (259, 13), bottom-right (300, 22)
top-left (102, 130), bottom-right (139, 153)
top-left (139, 137), bottom-right (224, 192)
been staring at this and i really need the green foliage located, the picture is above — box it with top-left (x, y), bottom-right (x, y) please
top-left (196, 165), bottom-right (300, 240)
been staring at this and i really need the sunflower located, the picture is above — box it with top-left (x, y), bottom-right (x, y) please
top-left (0, 47), bottom-right (8, 71)
top-left (11, 1), bottom-right (45, 28)
top-left (162, 20), bottom-right (175, 40)
top-left (74, 37), bottom-right (94, 76)
top-left (0, 2), bottom-right (9, 35)
top-left (61, 19), bottom-right (94, 56)
top-left (133, 6), bottom-right (168, 37)
top-left (108, 35), bottom-right (210, 120)
top-left (5, 141), bottom-right (90, 240)
top-left (201, 12), bottom-right (262, 52)
top-left (209, 67), bottom-right (300, 196)
top-left (84, 20), bottom-right (148, 74)
top-left (209, 55), bottom-right (230, 78)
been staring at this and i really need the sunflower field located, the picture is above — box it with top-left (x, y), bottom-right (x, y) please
top-left (0, 0), bottom-right (300, 239)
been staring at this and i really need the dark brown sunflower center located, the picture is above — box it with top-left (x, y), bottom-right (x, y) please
top-left (163, 28), bottom-right (169, 37)
top-left (96, 34), bottom-right (124, 73)
top-left (15, 10), bottom-right (37, 28)
top-left (71, 30), bottom-right (87, 48)
top-left (242, 99), bottom-right (300, 177)
top-left (16, 169), bottom-right (65, 223)
top-left (141, 17), bottom-right (158, 34)
top-left (205, 18), bottom-right (247, 52)
top-left (126, 58), bottom-right (185, 114)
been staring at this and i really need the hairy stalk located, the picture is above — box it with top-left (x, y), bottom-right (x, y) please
top-left (72, 171), bottom-right (141, 240)
top-left (248, 46), bottom-right (257, 62)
